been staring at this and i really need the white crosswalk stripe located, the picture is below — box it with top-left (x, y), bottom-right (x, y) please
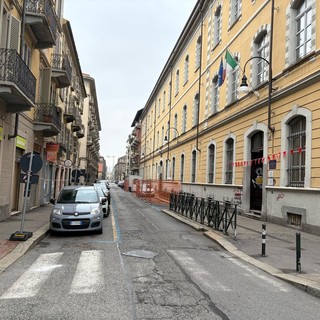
top-left (0, 250), bottom-right (105, 299)
top-left (0, 252), bottom-right (63, 299)
top-left (70, 250), bottom-right (104, 294)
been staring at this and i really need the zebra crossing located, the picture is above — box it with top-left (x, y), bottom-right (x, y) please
top-left (0, 250), bottom-right (105, 300)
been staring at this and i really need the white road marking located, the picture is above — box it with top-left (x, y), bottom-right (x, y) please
top-left (228, 257), bottom-right (289, 292)
top-left (70, 250), bottom-right (104, 294)
top-left (168, 250), bottom-right (231, 292)
top-left (0, 252), bottom-right (63, 299)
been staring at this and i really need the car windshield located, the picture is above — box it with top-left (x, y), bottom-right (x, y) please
top-left (57, 189), bottom-right (99, 203)
top-left (94, 185), bottom-right (105, 197)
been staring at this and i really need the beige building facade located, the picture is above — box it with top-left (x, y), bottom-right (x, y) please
top-left (0, 0), bottom-right (101, 221)
top-left (138, 0), bottom-right (320, 234)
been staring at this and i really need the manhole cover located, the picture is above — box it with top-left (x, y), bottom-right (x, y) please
top-left (122, 250), bottom-right (157, 259)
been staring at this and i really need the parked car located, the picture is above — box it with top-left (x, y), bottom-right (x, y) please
top-left (50, 186), bottom-right (105, 234)
top-left (117, 180), bottom-right (124, 188)
top-left (93, 183), bottom-right (110, 217)
top-left (96, 181), bottom-right (111, 202)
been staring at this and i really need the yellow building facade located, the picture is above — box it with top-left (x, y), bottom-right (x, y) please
top-left (139, 0), bottom-right (320, 234)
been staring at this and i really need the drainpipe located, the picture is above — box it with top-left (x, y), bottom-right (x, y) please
top-left (8, 0), bottom-right (27, 140)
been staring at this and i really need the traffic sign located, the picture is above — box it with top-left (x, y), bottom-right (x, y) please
top-left (20, 153), bottom-right (43, 173)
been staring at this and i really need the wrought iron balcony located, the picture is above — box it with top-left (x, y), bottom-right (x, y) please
top-left (0, 49), bottom-right (36, 112)
top-left (34, 103), bottom-right (61, 136)
top-left (24, 0), bottom-right (58, 49)
top-left (71, 111), bottom-right (82, 132)
top-left (87, 134), bottom-right (93, 146)
top-left (77, 125), bottom-right (85, 139)
top-left (64, 101), bottom-right (75, 123)
top-left (51, 54), bottom-right (72, 88)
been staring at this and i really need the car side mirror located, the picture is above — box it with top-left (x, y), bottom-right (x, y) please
top-left (50, 198), bottom-right (55, 204)
top-left (101, 197), bottom-right (107, 204)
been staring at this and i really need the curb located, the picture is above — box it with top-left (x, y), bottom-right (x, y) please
top-left (161, 209), bottom-right (320, 298)
top-left (0, 223), bottom-right (50, 275)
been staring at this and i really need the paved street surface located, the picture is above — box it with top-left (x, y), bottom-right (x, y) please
top-left (0, 185), bottom-right (319, 319)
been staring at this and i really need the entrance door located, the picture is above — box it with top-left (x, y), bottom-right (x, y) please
top-left (250, 132), bottom-right (263, 212)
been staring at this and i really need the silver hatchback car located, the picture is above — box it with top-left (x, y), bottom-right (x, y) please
top-left (50, 186), bottom-right (105, 234)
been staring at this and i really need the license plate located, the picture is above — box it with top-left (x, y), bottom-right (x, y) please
top-left (70, 221), bottom-right (82, 225)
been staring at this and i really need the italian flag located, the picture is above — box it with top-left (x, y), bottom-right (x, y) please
top-left (225, 49), bottom-right (238, 73)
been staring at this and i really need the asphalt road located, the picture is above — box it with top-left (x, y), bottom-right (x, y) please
top-left (0, 185), bottom-right (319, 320)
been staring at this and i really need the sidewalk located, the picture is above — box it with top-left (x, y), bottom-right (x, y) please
top-left (0, 203), bottom-right (319, 298)
top-left (162, 209), bottom-right (320, 298)
top-left (0, 204), bottom-right (52, 274)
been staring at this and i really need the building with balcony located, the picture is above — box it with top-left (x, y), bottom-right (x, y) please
top-left (134, 0), bottom-right (320, 235)
top-left (0, 1), bottom-right (101, 221)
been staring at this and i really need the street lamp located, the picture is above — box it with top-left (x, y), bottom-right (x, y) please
top-left (239, 56), bottom-right (274, 133)
top-left (164, 127), bottom-right (180, 142)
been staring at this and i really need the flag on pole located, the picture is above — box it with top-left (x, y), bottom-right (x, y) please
top-left (218, 58), bottom-right (224, 86)
top-left (225, 49), bottom-right (238, 72)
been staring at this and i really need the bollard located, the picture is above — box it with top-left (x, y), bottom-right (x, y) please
top-left (296, 232), bottom-right (301, 272)
top-left (261, 223), bottom-right (266, 256)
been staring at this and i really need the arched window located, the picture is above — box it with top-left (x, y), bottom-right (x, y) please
top-left (182, 105), bottom-right (187, 133)
top-left (175, 70), bottom-right (180, 95)
top-left (184, 55), bottom-right (189, 83)
top-left (192, 93), bottom-right (199, 127)
top-left (208, 144), bottom-right (215, 183)
top-left (287, 116), bottom-right (306, 187)
top-left (191, 150), bottom-right (197, 183)
top-left (180, 154), bottom-right (185, 182)
top-left (225, 138), bottom-right (234, 184)
top-left (195, 36), bottom-right (201, 69)
top-left (211, 75), bottom-right (219, 114)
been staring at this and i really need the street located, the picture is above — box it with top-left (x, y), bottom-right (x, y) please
top-left (0, 185), bottom-right (319, 320)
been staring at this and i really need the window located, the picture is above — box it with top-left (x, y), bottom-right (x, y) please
top-left (173, 114), bottom-right (178, 138)
top-left (287, 116), bottom-right (306, 187)
top-left (175, 70), bottom-right (180, 95)
top-left (296, 0), bottom-right (312, 59)
top-left (182, 105), bottom-right (187, 133)
top-left (180, 154), bottom-right (185, 182)
top-left (228, 66), bottom-right (238, 104)
top-left (230, 0), bottom-right (241, 26)
top-left (195, 36), bottom-right (201, 69)
top-left (191, 150), bottom-right (197, 183)
top-left (168, 82), bottom-right (172, 103)
top-left (256, 33), bottom-right (268, 86)
top-left (161, 126), bottom-right (164, 146)
top-left (213, 5), bottom-right (222, 48)
top-left (172, 157), bottom-right (176, 180)
top-left (158, 99), bottom-right (160, 116)
top-left (225, 138), bottom-right (234, 184)
top-left (208, 144), bottom-right (215, 183)
top-left (211, 76), bottom-right (219, 114)
top-left (163, 91), bottom-right (166, 111)
top-left (192, 94), bottom-right (199, 127)
top-left (165, 159), bottom-right (169, 180)
top-left (184, 55), bottom-right (189, 83)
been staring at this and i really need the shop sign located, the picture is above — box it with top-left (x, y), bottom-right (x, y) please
top-left (16, 135), bottom-right (27, 150)
top-left (46, 143), bottom-right (60, 162)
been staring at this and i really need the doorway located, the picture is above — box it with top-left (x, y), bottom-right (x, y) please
top-left (250, 132), bottom-right (263, 212)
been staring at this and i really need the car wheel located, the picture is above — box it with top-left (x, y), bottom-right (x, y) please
top-left (106, 205), bottom-right (110, 217)
top-left (97, 227), bottom-right (103, 234)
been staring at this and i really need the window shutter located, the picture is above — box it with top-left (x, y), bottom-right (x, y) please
top-left (8, 15), bottom-right (20, 51)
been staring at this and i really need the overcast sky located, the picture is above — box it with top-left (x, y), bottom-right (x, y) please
top-left (63, 0), bottom-right (197, 170)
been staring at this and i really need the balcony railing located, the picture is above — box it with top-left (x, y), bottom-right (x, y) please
top-left (64, 100), bottom-right (75, 123)
top-left (24, 0), bottom-right (58, 49)
top-left (0, 49), bottom-right (36, 112)
top-left (51, 53), bottom-right (72, 88)
top-left (34, 103), bottom-right (61, 136)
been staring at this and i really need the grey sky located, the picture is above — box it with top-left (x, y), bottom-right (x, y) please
top-left (63, 0), bottom-right (197, 169)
